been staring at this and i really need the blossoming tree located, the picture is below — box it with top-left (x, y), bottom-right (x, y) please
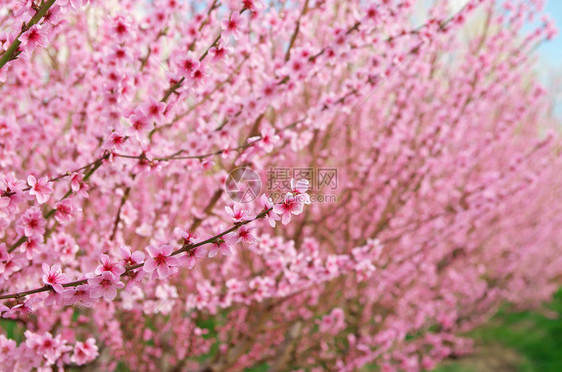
top-left (0, 0), bottom-right (561, 371)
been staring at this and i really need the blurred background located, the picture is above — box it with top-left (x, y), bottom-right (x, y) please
top-left (429, 1), bottom-right (562, 371)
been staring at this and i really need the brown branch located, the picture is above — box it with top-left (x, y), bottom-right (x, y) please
top-left (0, 208), bottom-right (274, 301)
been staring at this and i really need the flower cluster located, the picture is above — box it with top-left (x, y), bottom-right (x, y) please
top-left (0, 0), bottom-right (561, 371)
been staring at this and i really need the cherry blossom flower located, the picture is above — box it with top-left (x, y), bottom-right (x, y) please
top-left (177, 51), bottom-right (200, 76)
top-left (28, 175), bottom-right (53, 204)
top-left (0, 242), bottom-right (9, 261)
top-left (260, 81), bottom-right (278, 102)
top-left (190, 64), bottom-right (209, 87)
top-left (209, 43), bottom-right (232, 62)
top-left (225, 204), bottom-right (251, 222)
top-left (42, 264), bottom-right (67, 293)
top-left (20, 24), bottom-right (48, 52)
top-left (105, 132), bottom-right (127, 152)
top-left (112, 16), bottom-right (133, 42)
top-left (88, 272), bottom-right (125, 301)
top-left (43, 6), bottom-right (62, 25)
top-left (125, 269), bottom-right (145, 292)
top-left (44, 290), bottom-right (64, 307)
top-left (95, 254), bottom-right (125, 279)
top-left (140, 97), bottom-right (166, 125)
top-left (25, 331), bottom-right (70, 365)
top-left (0, 196), bottom-right (8, 218)
top-left (221, 12), bottom-right (243, 40)
top-left (288, 56), bottom-right (308, 78)
top-left (4, 298), bottom-right (40, 318)
top-left (55, 199), bottom-right (78, 224)
top-left (57, 0), bottom-right (88, 9)
top-left (174, 227), bottom-right (198, 245)
top-left (291, 178), bottom-right (311, 205)
top-left (208, 236), bottom-right (234, 258)
top-left (318, 308), bottom-right (346, 334)
top-left (258, 126), bottom-right (280, 153)
top-left (185, 246), bottom-right (207, 269)
top-left (70, 337), bottom-right (99, 365)
top-left (260, 194), bottom-right (280, 227)
top-left (17, 207), bottom-right (46, 237)
top-left (273, 193), bottom-right (305, 225)
top-left (62, 284), bottom-right (92, 307)
top-left (127, 113), bottom-right (152, 139)
top-left (69, 172), bottom-right (85, 193)
top-left (0, 252), bottom-right (23, 278)
top-left (120, 245), bottom-right (145, 267)
top-left (0, 172), bottom-right (25, 211)
top-left (242, 0), bottom-right (264, 13)
top-left (229, 225), bottom-right (256, 245)
top-left (143, 244), bottom-right (179, 279)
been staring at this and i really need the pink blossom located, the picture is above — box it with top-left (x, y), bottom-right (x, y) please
top-left (95, 254), bottom-right (126, 278)
top-left (55, 198), bottom-right (77, 224)
top-left (225, 204), bottom-right (251, 222)
top-left (318, 308), bottom-right (346, 334)
top-left (143, 244), bottom-right (179, 279)
top-left (208, 236), bottom-right (234, 258)
top-left (242, 0), bottom-right (264, 13)
top-left (229, 225), bottom-right (256, 245)
top-left (0, 173), bottom-right (25, 211)
top-left (258, 126), bottom-right (280, 153)
top-left (4, 298), bottom-right (40, 318)
top-left (69, 172), bottom-right (85, 193)
top-left (88, 272), bottom-right (125, 300)
top-left (20, 24), bottom-right (48, 52)
top-left (0, 334), bottom-right (15, 362)
top-left (17, 207), bottom-right (46, 237)
top-left (71, 337), bottom-right (99, 365)
top-left (62, 284), bottom-right (92, 306)
top-left (105, 132), bottom-right (127, 152)
top-left (291, 178), bottom-right (311, 205)
top-left (0, 251), bottom-right (23, 278)
top-left (209, 43), bottom-right (232, 62)
top-left (25, 330), bottom-right (70, 365)
top-left (273, 193), bottom-right (304, 225)
top-left (112, 16), bottom-right (133, 42)
top-left (42, 263), bottom-right (67, 293)
top-left (190, 64), bottom-right (209, 87)
top-left (0, 196), bottom-right (9, 218)
top-left (27, 175), bottom-right (53, 204)
top-left (185, 246), bottom-right (206, 269)
top-left (140, 97), bottom-right (166, 125)
top-left (120, 245), bottom-right (145, 267)
top-left (221, 12), bottom-right (243, 40)
top-left (43, 6), bottom-right (62, 25)
top-left (0, 243), bottom-right (9, 262)
top-left (260, 194), bottom-right (280, 227)
top-left (177, 51), bottom-right (200, 76)
top-left (174, 227), bottom-right (198, 245)
top-left (125, 269), bottom-right (145, 291)
top-left (44, 290), bottom-right (64, 307)
top-left (127, 113), bottom-right (152, 139)
top-left (57, 0), bottom-right (88, 9)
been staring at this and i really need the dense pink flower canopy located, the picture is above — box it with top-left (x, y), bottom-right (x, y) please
top-left (0, 0), bottom-right (561, 371)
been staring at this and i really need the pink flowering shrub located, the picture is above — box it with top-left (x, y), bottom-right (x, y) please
top-left (0, 0), bottom-right (561, 371)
